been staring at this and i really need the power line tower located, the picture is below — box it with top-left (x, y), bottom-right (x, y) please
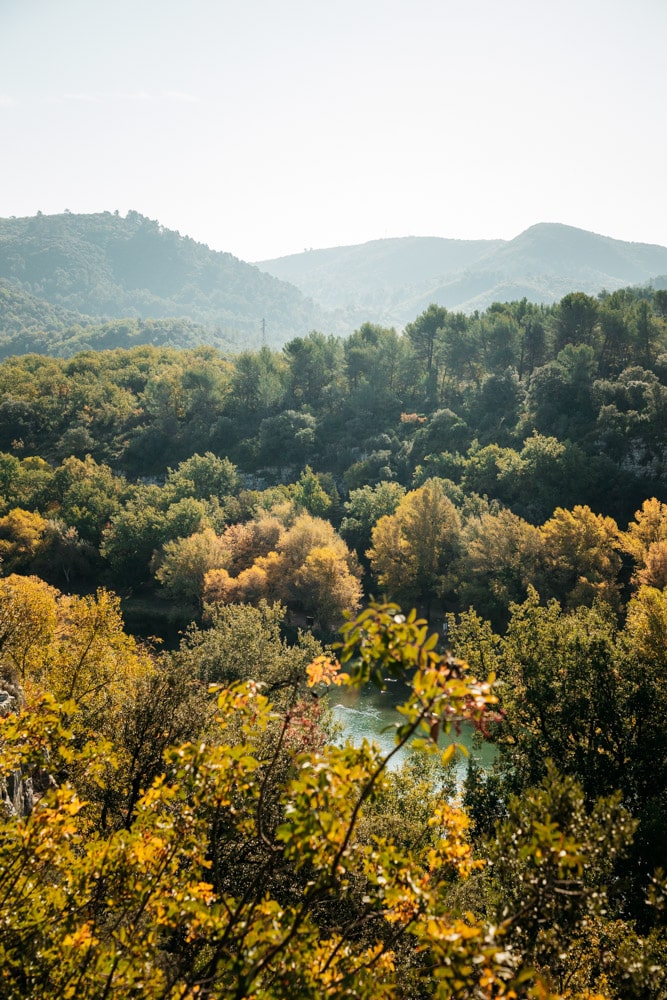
top-left (261, 318), bottom-right (266, 346)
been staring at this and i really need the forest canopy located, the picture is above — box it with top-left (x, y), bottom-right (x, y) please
top-left (2, 281), bottom-right (667, 997)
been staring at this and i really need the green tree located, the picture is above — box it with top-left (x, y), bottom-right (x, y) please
top-left (52, 454), bottom-right (125, 545)
top-left (290, 465), bottom-right (333, 517)
top-left (553, 291), bottom-right (599, 352)
top-left (482, 766), bottom-right (638, 998)
top-left (343, 322), bottom-right (405, 401)
top-left (153, 528), bottom-right (229, 604)
top-left (527, 343), bottom-right (598, 443)
top-left (258, 410), bottom-right (317, 469)
top-left (405, 303), bottom-right (448, 378)
top-left (340, 481), bottom-right (406, 556)
top-left (283, 331), bottom-right (344, 408)
top-left (165, 451), bottom-right (239, 501)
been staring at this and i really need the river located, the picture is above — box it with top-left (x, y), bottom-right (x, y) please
top-left (328, 679), bottom-right (496, 785)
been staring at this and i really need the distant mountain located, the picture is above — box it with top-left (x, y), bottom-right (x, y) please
top-left (257, 224), bottom-right (667, 325)
top-left (4, 215), bottom-right (667, 354)
top-left (0, 212), bottom-right (339, 349)
top-left (256, 236), bottom-right (501, 322)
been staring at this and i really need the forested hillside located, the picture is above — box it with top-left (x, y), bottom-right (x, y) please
top-left (258, 223), bottom-right (667, 324)
top-left (3, 281), bottom-right (667, 997)
top-left (0, 211), bottom-right (338, 348)
top-left (0, 279), bottom-right (231, 357)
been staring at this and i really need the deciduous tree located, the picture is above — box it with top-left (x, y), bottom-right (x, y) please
top-left (367, 479), bottom-right (461, 610)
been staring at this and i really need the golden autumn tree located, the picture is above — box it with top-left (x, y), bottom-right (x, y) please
top-left (153, 527), bottom-right (230, 603)
top-left (1, 602), bottom-right (637, 998)
top-left (295, 544), bottom-right (362, 629)
top-left (539, 504), bottom-right (622, 608)
top-left (622, 498), bottom-right (667, 588)
top-left (203, 513), bottom-right (362, 628)
top-left (0, 573), bottom-right (59, 681)
top-left (0, 604), bottom-right (526, 1000)
top-left (367, 479), bottom-right (461, 611)
top-left (0, 507), bottom-right (48, 573)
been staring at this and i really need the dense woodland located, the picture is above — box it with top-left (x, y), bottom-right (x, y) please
top-left (0, 212), bottom-right (337, 349)
top-left (3, 283), bottom-right (667, 997)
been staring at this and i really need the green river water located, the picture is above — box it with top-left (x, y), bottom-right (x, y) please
top-left (328, 679), bottom-right (496, 785)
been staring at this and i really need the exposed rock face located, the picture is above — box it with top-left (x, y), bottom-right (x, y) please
top-left (1, 770), bottom-right (34, 818)
top-left (0, 673), bottom-right (35, 819)
top-left (0, 687), bottom-right (18, 717)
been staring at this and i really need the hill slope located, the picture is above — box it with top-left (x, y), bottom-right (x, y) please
top-left (257, 236), bottom-right (501, 323)
top-left (0, 279), bottom-right (234, 358)
top-left (258, 224), bottom-right (667, 324)
top-left (0, 212), bottom-right (338, 348)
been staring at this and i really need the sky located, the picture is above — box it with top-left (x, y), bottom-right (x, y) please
top-left (1, 0), bottom-right (666, 262)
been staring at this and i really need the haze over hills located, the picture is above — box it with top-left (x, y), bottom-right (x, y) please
top-left (257, 224), bottom-right (667, 326)
top-left (0, 211), bottom-right (339, 351)
top-left (2, 213), bottom-right (667, 357)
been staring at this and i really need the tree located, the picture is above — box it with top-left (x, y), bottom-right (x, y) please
top-left (228, 346), bottom-right (286, 418)
top-left (258, 410), bottom-right (317, 469)
top-left (405, 303), bottom-right (448, 378)
top-left (482, 766), bottom-right (638, 998)
top-left (283, 331), bottom-right (344, 409)
top-left (553, 291), bottom-right (599, 352)
top-left (165, 451), bottom-right (239, 501)
top-left (221, 516), bottom-right (283, 574)
top-left (43, 588), bottom-right (153, 735)
top-left (527, 344), bottom-right (598, 443)
top-left (4, 599), bottom-right (667, 997)
top-left (622, 497), bottom-right (667, 572)
top-left (100, 487), bottom-right (209, 583)
top-left (0, 453), bottom-right (54, 515)
top-left (290, 465), bottom-right (333, 517)
top-left (0, 604), bottom-right (530, 1000)
top-left (0, 574), bottom-right (59, 681)
top-left (340, 481), bottom-right (406, 556)
top-left (0, 508), bottom-right (48, 573)
top-left (410, 408), bottom-right (472, 466)
top-left (203, 563), bottom-right (269, 607)
top-left (367, 480), bottom-right (461, 610)
top-left (451, 591), bottom-right (625, 802)
top-left (458, 509), bottom-right (543, 626)
top-left (100, 487), bottom-right (170, 581)
top-left (295, 545), bottom-right (362, 630)
top-left (52, 454), bottom-right (125, 546)
top-left (41, 518), bottom-right (98, 584)
top-left (153, 528), bottom-right (229, 603)
top-left (539, 504), bottom-right (622, 608)
top-left (343, 322), bottom-right (403, 395)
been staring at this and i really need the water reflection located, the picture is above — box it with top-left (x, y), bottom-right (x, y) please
top-left (328, 679), bottom-right (496, 784)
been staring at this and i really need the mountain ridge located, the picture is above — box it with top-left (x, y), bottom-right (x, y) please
top-left (0, 211), bottom-right (341, 349)
top-left (2, 214), bottom-right (667, 352)
top-left (257, 223), bottom-right (667, 324)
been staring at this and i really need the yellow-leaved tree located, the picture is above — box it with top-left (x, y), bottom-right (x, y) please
top-left (202, 513), bottom-right (362, 630)
top-left (622, 497), bottom-right (667, 589)
top-left (367, 479), bottom-right (461, 611)
top-left (0, 602), bottom-right (540, 999)
top-left (539, 504), bottom-right (622, 608)
top-left (0, 598), bottom-right (644, 997)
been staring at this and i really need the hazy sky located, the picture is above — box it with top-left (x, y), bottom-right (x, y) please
top-left (1, 0), bottom-right (666, 261)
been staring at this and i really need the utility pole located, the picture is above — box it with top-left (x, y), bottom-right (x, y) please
top-left (261, 318), bottom-right (266, 346)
